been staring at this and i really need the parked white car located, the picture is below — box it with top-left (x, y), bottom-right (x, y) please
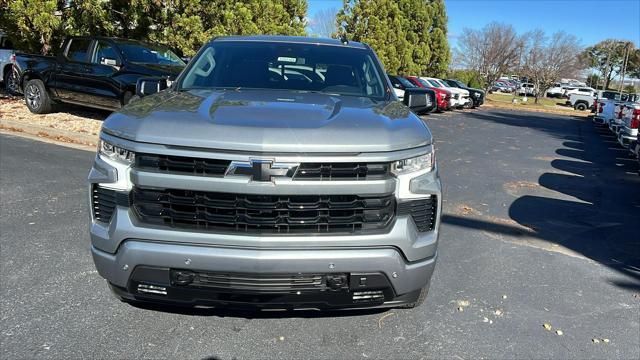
top-left (421, 77), bottom-right (471, 108)
top-left (618, 101), bottom-right (640, 148)
top-left (0, 32), bottom-right (17, 93)
top-left (565, 87), bottom-right (595, 98)
top-left (518, 83), bottom-right (536, 96)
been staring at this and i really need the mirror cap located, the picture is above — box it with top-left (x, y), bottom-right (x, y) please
top-left (136, 77), bottom-right (168, 97)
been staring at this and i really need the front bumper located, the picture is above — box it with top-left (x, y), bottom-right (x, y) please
top-left (618, 126), bottom-right (638, 148)
top-left (94, 242), bottom-right (436, 309)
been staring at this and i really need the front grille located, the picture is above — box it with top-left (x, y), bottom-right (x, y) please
top-left (186, 271), bottom-right (328, 293)
top-left (136, 153), bottom-right (230, 176)
top-left (294, 163), bottom-right (389, 180)
top-left (135, 154), bottom-right (391, 181)
top-left (397, 197), bottom-right (437, 232)
top-left (132, 187), bottom-right (395, 234)
top-left (92, 186), bottom-right (116, 223)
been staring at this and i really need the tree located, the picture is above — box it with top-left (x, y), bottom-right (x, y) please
top-left (580, 39), bottom-right (632, 89)
top-left (447, 69), bottom-right (483, 88)
top-left (336, 0), bottom-right (411, 74)
top-left (455, 22), bottom-right (524, 91)
top-left (425, 0), bottom-right (449, 77)
top-left (520, 30), bottom-right (583, 103)
top-left (586, 73), bottom-right (601, 89)
top-left (308, 7), bottom-right (338, 38)
top-left (0, 0), bottom-right (63, 54)
top-left (336, 0), bottom-right (450, 75)
top-left (0, 0), bottom-right (308, 57)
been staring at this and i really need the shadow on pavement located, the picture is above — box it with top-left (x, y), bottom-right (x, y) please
top-left (445, 110), bottom-right (640, 287)
top-left (126, 300), bottom-right (388, 318)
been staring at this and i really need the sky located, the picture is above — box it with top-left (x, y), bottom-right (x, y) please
top-left (307, 0), bottom-right (640, 48)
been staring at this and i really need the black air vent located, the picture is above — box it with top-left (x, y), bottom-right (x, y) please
top-left (397, 197), bottom-right (437, 232)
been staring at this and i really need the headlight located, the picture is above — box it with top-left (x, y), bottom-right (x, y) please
top-left (474, 92), bottom-right (481, 97)
top-left (391, 152), bottom-right (434, 175)
top-left (98, 140), bottom-right (135, 164)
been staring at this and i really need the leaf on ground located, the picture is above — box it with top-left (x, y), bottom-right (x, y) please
top-left (556, 330), bottom-right (563, 336)
top-left (377, 312), bottom-right (395, 329)
top-left (543, 323), bottom-right (552, 331)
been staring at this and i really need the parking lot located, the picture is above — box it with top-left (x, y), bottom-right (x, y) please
top-left (1, 107), bottom-right (639, 359)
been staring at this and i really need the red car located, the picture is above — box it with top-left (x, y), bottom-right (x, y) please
top-left (405, 76), bottom-right (451, 111)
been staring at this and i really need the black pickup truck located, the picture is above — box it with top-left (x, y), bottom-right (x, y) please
top-left (13, 36), bottom-right (185, 113)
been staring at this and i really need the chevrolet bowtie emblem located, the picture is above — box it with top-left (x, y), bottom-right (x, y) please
top-left (226, 160), bottom-right (298, 182)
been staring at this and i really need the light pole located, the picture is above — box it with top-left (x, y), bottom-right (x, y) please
top-left (618, 42), bottom-right (630, 93)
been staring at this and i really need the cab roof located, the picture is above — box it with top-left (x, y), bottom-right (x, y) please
top-left (213, 35), bottom-right (368, 49)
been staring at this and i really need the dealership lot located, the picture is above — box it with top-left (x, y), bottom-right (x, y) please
top-left (1, 108), bottom-right (638, 359)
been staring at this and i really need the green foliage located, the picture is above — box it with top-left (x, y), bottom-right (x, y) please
top-left (426, 0), bottom-right (449, 77)
top-left (447, 69), bottom-right (483, 88)
top-left (623, 84), bottom-right (637, 94)
top-left (0, 0), bottom-right (307, 56)
top-left (1, 0), bottom-right (62, 54)
top-left (580, 39), bottom-right (633, 89)
top-left (336, 0), bottom-right (450, 75)
top-left (585, 73), bottom-right (601, 89)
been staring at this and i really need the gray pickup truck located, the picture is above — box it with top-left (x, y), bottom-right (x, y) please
top-left (88, 36), bottom-right (441, 310)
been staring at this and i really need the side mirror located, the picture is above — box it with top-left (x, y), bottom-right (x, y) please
top-left (136, 77), bottom-right (168, 97)
top-left (403, 88), bottom-right (434, 114)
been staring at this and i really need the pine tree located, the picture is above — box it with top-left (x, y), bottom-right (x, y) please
top-left (426, 0), bottom-right (450, 77)
top-left (337, 0), bottom-right (451, 76)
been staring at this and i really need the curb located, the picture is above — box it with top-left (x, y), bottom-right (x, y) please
top-left (0, 118), bottom-right (99, 146)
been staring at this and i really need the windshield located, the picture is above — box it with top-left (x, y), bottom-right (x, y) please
top-left (117, 41), bottom-right (185, 66)
top-left (397, 76), bottom-right (416, 88)
top-left (179, 41), bottom-right (387, 100)
top-left (427, 79), bottom-right (441, 88)
top-left (417, 78), bottom-right (431, 88)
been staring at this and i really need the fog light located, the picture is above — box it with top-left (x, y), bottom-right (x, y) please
top-left (352, 290), bottom-right (384, 302)
top-left (137, 284), bottom-right (167, 295)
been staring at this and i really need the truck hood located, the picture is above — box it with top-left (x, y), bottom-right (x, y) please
top-left (103, 89), bottom-right (432, 153)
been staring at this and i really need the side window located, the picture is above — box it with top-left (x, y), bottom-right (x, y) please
top-left (66, 39), bottom-right (91, 62)
top-left (92, 41), bottom-right (119, 65)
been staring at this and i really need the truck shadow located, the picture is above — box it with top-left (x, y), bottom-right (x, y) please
top-left (126, 301), bottom-right (388, 318)
top-left (447, 109), bottom-right (640, 288)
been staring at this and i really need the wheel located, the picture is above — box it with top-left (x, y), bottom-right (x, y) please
top-left (4, 65), bottom-right (20, 95)
top-left (464, 100), bottom-right (473, 109)
top-left (574, 102), bottom-right (587, 111)
top-left (24, 79), bottom-right (53, 114)
top-left (399, 282), bottom-right (430, 309)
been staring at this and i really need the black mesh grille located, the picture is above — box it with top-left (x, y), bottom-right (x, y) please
top-left (92, 186), bottom-right (116, 223)
top-left (186, 271), bottom-right (327, 292)
top-left (294, 163), bottom-right (389, 180)
top-left (136, 153), bottom-right (230, 176)
top-left (397, 197), bottom-right (437, 232)
top-left (132, 187), bottom-right (395, 234)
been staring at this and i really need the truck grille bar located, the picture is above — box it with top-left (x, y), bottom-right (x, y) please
top-left (135, 154), bottom-right (390, 180)
top-left (131, 187), bottom-right (395, 234)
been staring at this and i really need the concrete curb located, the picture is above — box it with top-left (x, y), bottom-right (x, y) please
top-left (0, 118), bottom-right (99, 146)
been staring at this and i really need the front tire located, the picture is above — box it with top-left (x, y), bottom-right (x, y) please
top-left (24, 79), bottom-right (53, 114)
top-left (574, 102), bottom-right (587, 111)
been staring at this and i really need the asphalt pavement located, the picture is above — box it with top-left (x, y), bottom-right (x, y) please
top-left (1, 108), bottom-right (639, 359)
